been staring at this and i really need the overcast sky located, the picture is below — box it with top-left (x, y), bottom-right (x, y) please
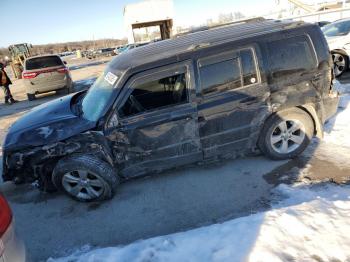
top-left (1, 0), bottom-right (276, 47)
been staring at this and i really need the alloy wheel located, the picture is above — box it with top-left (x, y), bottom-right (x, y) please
top-left (270, 119), bottom-right (306, 154)
top-left (333, 53), bottom-right (346, 77)
top-left (62, 170), bottom-right (105, 200)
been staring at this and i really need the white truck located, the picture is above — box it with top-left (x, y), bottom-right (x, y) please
top-left (124, 0), bottom-right (174, 44)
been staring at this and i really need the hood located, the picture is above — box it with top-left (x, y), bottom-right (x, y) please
top-left (3, 94), bottom-right (96, 151)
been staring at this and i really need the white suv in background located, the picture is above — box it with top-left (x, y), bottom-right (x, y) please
top-left (22, 55), bottom-right (73, 101)
top-left (322, 18), bottom-right (350, 77)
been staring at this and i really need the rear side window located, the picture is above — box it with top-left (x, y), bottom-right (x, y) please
top-left (198, 48), bottom-right (259, 95)
top-left (26, 56), bottom-right (63, 70)
top-left (200, 58), bottom-right (241, 94)
top-left (268, 35), bottom-right (317, 76)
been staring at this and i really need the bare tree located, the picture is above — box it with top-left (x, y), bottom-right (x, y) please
top-left (28, 38), bottom-right (127, 56)
top-left (218, 13), bottom-right (234, 24)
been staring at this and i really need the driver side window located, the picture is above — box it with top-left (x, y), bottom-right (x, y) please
top-left (119, 72), bottom-right (188, 117)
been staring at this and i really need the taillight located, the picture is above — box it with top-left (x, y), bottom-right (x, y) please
top-left (57, 67), bottom-right (68, 73)
top-left (22, 72), bottom-right (38, 79)
top-left (0, 195), bottom-right (12, 237)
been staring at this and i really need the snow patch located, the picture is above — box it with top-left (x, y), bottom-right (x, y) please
top-left (48, 184), bottom-right (350, 262)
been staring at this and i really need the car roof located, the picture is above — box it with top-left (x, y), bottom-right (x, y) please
top-left (329, 18), bottom-right (350, 24)
top-left (109, 19), bottom-right (311, 74)
top-left (26, 54), bottom-right (61, 60)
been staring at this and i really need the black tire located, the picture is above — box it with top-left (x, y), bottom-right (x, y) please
top-left (52, 155), bottom-right (120, 202)
top-left (27, 93), bottom-right (35, 101)
top-left (332, 52), bottom-right (348, 78)
top-left (258, 108), bottom-right (314, 160)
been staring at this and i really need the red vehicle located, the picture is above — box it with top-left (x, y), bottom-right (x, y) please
top-left (0, 194), bottom-right (26, 261)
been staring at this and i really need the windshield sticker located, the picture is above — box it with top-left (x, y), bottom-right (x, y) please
top-left (105, 72), bottom-right (118, 85)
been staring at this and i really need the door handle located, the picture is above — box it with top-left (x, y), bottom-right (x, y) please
top-left (198, 116), bottom-right (206, 122)
top-left (239, 97), bottom-right (256, 105)
top-left (171, 115), bottom-right (193, 121)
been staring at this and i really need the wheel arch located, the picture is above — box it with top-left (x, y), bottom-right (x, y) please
top-left (258, 105), bottom-right (322, 142)
top-left (331, 49), bottom-right (349, 58)
top-left (257, 105), bottom-right (318, 160)
top-left (331, 49), bottom-right (350, 72)
top-left (297, 104), bottom-right (323, 139)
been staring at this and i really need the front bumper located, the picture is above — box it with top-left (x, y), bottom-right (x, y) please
top-left (2, 148), bottom-right (37, 183)
top-left (25, 75), bottom-right (72, 94)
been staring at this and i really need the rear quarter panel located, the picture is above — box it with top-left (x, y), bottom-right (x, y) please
top-left (262, 25), bottom-right (332, 125)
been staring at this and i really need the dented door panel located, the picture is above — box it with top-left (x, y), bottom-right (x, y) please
top-left (198, 84), bottom-right (270, 159)
top-left (105, 61), bottom-right (202, 178)
top-left (108, 103), bottom-right (202, 178)
top-left (196, 46), bottom-right (270, 159)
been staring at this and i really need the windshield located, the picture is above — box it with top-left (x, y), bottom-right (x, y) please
top-left (81, 71), bottom-right (119, 121)
top-left (322, 20), bottom-right (350, 37)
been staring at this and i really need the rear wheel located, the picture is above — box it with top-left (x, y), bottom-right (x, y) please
top-left (258, 108), bottom-right (314, 160)
top-left (332, 52), bottom-right (348, 77)
top-left (52, 155), bottom-right (120, 202)
top-left (27, 93), bottom-right (35, 101)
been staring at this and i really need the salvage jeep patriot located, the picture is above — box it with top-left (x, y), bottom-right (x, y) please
top-left (2, 19), bottom-right (339, 201)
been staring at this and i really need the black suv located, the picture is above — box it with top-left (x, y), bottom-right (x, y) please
top-left (2, 20), bottom-right (339, 201)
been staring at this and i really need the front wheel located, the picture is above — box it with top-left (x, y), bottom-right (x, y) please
top-left (52, 155), bottom-right (120, 202)
top-left (258, 108), bottom-right (314, 160)
top-left (332, 52), bottom-right (348, 77)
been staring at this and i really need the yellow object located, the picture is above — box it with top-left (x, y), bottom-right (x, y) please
top-left (76, 50), bottom-right (82, 58)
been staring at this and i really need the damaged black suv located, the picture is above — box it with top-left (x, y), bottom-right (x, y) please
top-left (3, 19), bottom-right (339, 201)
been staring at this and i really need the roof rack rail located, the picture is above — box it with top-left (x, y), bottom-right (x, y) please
top-left (175, 17), bottom-right (267, 38)
top-left (209, 17), bottom-right (267, 30)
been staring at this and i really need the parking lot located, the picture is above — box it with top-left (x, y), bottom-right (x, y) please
top-left (0, 57), bottom-right (350, 261)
